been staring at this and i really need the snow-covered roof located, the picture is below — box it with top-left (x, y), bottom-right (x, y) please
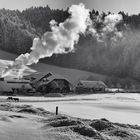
top-left (78, 80), bottom-right (107, 88)
top-left (26, 72), bottom-right (72, 84)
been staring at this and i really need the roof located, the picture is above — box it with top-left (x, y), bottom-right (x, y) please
top-left (46, 74), bottom-right (69, 82)
top-left (0, 81), bottom-right (12, 92)
top-left (24, 72), bottom-right (53, 82)
top-left (25, 72), bottom-right (72, 85)
top-left (78, 80), bottom-right (107, 88)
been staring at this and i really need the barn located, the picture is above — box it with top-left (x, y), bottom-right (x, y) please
top-left (25, 72), bottom-right (73, 94)
top-left (76, 80), bottom-right (107, 93)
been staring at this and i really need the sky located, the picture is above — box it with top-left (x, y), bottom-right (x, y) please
top-left (0, 0), bottom-right (140, 14)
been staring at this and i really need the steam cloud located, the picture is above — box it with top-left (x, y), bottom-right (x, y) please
top-left (2, 3), bottom-right (123, 78)
top-left (101, 14), bottom-right (123, 42)
top-left (89, 13), bottom-right (123, 44)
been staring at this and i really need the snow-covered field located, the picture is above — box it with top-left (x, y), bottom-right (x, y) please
top-left (2, 93), bottom-right (140, 125)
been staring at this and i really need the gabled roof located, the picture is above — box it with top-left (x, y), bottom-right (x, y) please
top-left (78, 80), bottom-right (107, 88)
top-left (46, 74), bottom-right (68, 82)
top-left (25, 72), bottom-right (72, 86)
top-left (24, 72), bottom-right (53, 82)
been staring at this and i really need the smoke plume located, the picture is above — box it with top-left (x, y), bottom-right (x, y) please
top-left (89, 13), bottom-right (123, 44)
top-left (2, 3), bottom-right (123, 78)
top-left (101, 14), bottom-right (123, 42)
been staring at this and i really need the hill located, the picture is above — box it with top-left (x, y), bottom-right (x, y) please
top-left (1, 49), bottom-right (140, 88)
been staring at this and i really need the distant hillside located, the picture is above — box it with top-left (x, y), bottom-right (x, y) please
top-left (0, 49), bottom-right (140, 88)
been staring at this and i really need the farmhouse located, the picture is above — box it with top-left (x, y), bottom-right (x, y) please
top-left (25, 72), bottom-right (73, 94)
top-left (76, 80), bottom-right (107, 93)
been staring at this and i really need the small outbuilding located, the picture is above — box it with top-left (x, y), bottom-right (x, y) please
top-left (76, 80), bottom-right (107, 93)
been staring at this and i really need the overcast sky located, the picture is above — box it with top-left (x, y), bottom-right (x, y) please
top-left (1, 0), bottom-right (140, 14)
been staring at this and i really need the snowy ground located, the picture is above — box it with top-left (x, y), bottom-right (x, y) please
top-left (1, 93), bottom-right (140, 125)
top-left (0, 103), bottom-right (140, 140)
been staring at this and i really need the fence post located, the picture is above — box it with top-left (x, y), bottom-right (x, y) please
top-left (56, 106), bottom-right (58, 115)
